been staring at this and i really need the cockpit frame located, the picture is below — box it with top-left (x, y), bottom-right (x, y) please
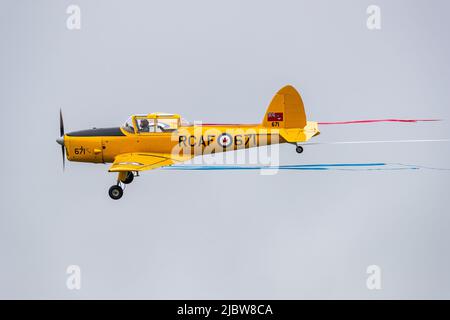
top-left (122, 113), bottom-right (183, 134)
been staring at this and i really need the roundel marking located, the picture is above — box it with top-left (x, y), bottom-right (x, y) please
top-left (218, 133), bottom-right (233, 148)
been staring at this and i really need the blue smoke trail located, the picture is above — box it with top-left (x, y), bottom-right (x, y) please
top-left (163, 163), bottom-right (421, 171)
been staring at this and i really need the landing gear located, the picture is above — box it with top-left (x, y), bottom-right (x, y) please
top-left (108, 171), bottom-right (137, 200)
top-left (121, 171), bottom-right (134, 184)
top-left (296, 145), bottom-right (304, 154)
top-left (108, 185), bottom-right (123, 200)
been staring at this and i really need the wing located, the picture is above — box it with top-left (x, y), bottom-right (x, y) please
top-left (108, 152), bottom-right (193, 172)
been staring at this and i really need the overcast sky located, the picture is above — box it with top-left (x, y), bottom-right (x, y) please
top-left (1, 0), bottom-right (449, 299)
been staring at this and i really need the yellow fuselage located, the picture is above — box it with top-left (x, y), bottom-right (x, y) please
top-left (64, 122), bottom-right (319, 164)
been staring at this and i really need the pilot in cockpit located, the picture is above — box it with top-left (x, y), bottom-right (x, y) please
top-left (139, 119), bottom-right (150, 132)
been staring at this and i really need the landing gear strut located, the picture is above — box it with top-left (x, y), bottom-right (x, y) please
top-left (108, 184), bottom-right (123, 200)
top-left (121, 171), bottom-right (134, 184)
top-left (296, 145), bottom-right (304, 154)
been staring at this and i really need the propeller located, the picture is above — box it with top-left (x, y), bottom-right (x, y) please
top-left (57, 109), bottom-right (66, 170)
top-left (60, 108), bottom-right (64, 137)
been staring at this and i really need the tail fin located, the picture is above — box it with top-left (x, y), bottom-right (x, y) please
top-left (262, 85), bottom-right (307, 129)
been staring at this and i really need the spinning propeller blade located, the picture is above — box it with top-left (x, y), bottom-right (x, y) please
top-left (59, 109), bottom-right (64, 137)
top-left (61, 145), bottom-right (65, 170)
top-left (58, 109), bottom-right (66, 171)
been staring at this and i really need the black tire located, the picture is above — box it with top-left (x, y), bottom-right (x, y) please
top-left (296, 145), bottom-right (304, 154)
top-left (121, 171), bottom-right (134, 184)
top-left (109, 185), bottom-right (123, 200)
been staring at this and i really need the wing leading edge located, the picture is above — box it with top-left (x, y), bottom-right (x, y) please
top-left (109, 153), bottom-right (193, 172)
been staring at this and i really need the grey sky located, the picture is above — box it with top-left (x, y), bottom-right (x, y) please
top-left (0, 0), bottom-right (449, 299)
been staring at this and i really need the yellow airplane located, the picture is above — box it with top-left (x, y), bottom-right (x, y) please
top-left (56, 85), bottom-right (320, 199)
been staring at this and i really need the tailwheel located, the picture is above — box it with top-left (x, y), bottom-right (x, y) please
top-left (109, 185), bottom-right (123, 200)
top-left (121, 171), bottom-right (134, 184)
top-left (296, 145), bottom-right (304, 154)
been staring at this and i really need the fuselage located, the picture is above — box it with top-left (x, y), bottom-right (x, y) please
top-left (63, 122), bottom-right (319, 164)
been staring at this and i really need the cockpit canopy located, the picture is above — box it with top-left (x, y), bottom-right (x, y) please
top-left (122, 113), bottom-right (191, 134)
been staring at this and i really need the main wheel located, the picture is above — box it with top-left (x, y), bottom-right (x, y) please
top-left (296, 145), bottom-right (304, 154)
top-left (108, 185), bottom-right (123, 200)
top-left (121, 171), bottom-right (134, 184)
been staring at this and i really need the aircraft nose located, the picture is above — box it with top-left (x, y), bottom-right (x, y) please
top-left (56, 137), bottom-right (64, 146)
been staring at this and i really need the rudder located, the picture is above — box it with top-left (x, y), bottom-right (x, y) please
top-left (262, 85), bottom-right (307, 129)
